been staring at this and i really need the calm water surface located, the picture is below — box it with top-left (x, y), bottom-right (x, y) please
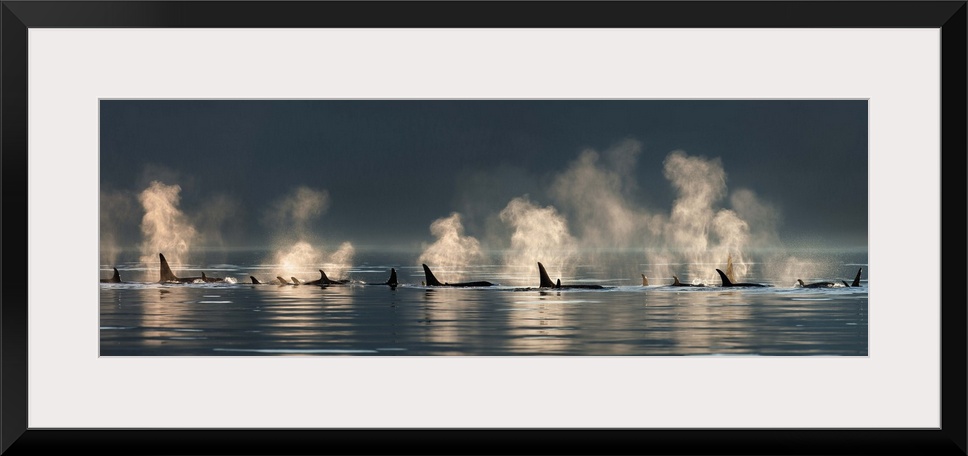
top-left (100, 257), bottom-right (868, 356)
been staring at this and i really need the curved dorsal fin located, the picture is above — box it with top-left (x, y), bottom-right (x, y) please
top-left (538, 262), bottom-right (556, 288)
top-left (111, 268), bottom-right (121, 283)
top-left (291, 277), bottom-right (301, 285)
top-left (715, 269), bottom-right (733, 287)
top-left (250, 276), bottom-right (261, 284)
top-left (422, 264), bottom-right (443, 286)
top-left (276, 276), bottom-right (288, 285)
top-left (319, 269), bottom-right (331, 284)
top-left (673, 275), bottom-right (682, 286)
top-left (386, 268), bottom-right (398, 286)
top-left (797, 279), bottom-right (805, 287)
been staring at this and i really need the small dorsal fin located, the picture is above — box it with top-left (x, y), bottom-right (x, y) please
top-left (797, 279), bottom-right (805, 287)
top-left (202, 272), bottom-right (207, 279)
top-left (538, 262), bottom-right (556, 288)
top-left (276, 276), bottom-right (288, 285)
top-left (673, 275), bottom-right (682, 286)
top-left (386, 268), bottom-right (398, 286)
top-left (842, 280), bottom-right (850, 287)
top-left (250, 276), bottom-right (261, 284)
top-left (422, 264), bottom-right (443, 286)
top-left (291, 277), bottom-right (301, 285)
top-left (641, 274), bottom-right (649, 286)
top-left (555, 278), bottom-right (561, 288)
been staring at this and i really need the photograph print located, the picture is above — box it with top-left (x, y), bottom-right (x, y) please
top-left (99, 99), bottom-right (868, 356)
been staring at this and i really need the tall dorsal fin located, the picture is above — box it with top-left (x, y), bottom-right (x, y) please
top-left (319, 269), bottom-right (331, 284)
top-left (537, 262), bottom-right (556, 288)
top-left (291, 277), bottom-right (301, 285)
top-left (673, 275), bottom-right (682, 286)
top-left (250, 276), bottom-right (261, 284)
top-left (159, 253), bottom-right (179, 282)
top-left (641, 274), bottom-right (649, 286)
top-left (385, 268), bottom-right (398, 286)
top-left (851, 268), bottom-right (862, 287)
top-left (422, 264), bottom-right (443, 286)
top-left (715, 269), bottom-right (733, 287)
top-left (111, 268), bottom-right (121, 283)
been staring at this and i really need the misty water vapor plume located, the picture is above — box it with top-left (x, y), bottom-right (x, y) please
top-left (264, 186), bottom-right (354, 280)
top-left (521, 140), bottom-right (784, 285)
top-left (499, 196), bottom-right (578, 285)
top-left (100, 189), bottom-right (137, 267)
top-left (417, 212), bottom-right (485, 281)
top-left (138, 181), bottom-right (198, 270)
top-left (638, 150), bottom-right (791, 284)
top-left (550, 140), bottom-right (665, 253)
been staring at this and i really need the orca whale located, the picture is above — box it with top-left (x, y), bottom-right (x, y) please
top-left (100, 268), bottom-right (122, 283)
top-left (159, 253), bottom-right (224, 283)
top-left (670, 275), bottom-right (705, 287)
top-left (422, 264), bottom-right (493, 287)
top-left (715, 269), bottom-right (771, 287)
top-left (641, 274), bottom-right (649, 286)
top-left (250, 276), bottom-right (261, 284)
top-left (538, 262), bottom-right (606, 289)
top-left (797, 279), bottom-right (835, 288)
top-left (285, 269), bottom-right (351, 286)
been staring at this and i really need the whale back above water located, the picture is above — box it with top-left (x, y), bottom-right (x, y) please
top-left (716, 269), bottom-right (770, 287)
top-left (422, 264), bottom-right (493, 287)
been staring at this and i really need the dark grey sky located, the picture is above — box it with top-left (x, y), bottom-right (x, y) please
top-left (100, 100), bottom-right (867, 256)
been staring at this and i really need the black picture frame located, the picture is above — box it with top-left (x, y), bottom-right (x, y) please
top-left (2, 1), bottom-right (965, 455)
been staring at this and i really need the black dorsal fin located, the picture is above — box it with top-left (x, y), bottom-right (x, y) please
top-left (555, 278), bottom-right (561, 288)
top-left (159, 253), bottom-right (178, 282)
top-left (673, 275), bottom-right (682, 286)
top-left (797, 279), bottom-right (805, 287)
top-left (842, 280), bottom-right (850, 287)
top-left (319, 269), bottom-right (331, 284)
top-left (111, 268), bottom-right (121, 283)
top-left (422, 264), bottom-right (443, 286)
top-left (386, 268), bottom-right (398, 286)
top-left (250, 276), bottom-right (261, 284)
top-left (851, 268), bottom-right (862, 287)
top-left (538, 262), bottom-right (556, 288)
top-left (715, 269), bottom-right (733, 287)
top-left (202, 272), bottom-right (207, 279)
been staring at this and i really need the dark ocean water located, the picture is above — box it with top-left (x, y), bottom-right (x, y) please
top-left (99, 249), bottom-right (868, 356)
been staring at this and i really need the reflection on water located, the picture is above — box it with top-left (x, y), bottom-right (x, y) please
top-left (101, 280), bottom-right (868, 356)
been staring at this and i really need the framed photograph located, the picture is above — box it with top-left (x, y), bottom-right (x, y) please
top-left (3, 1), bottom-right (964, 454)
